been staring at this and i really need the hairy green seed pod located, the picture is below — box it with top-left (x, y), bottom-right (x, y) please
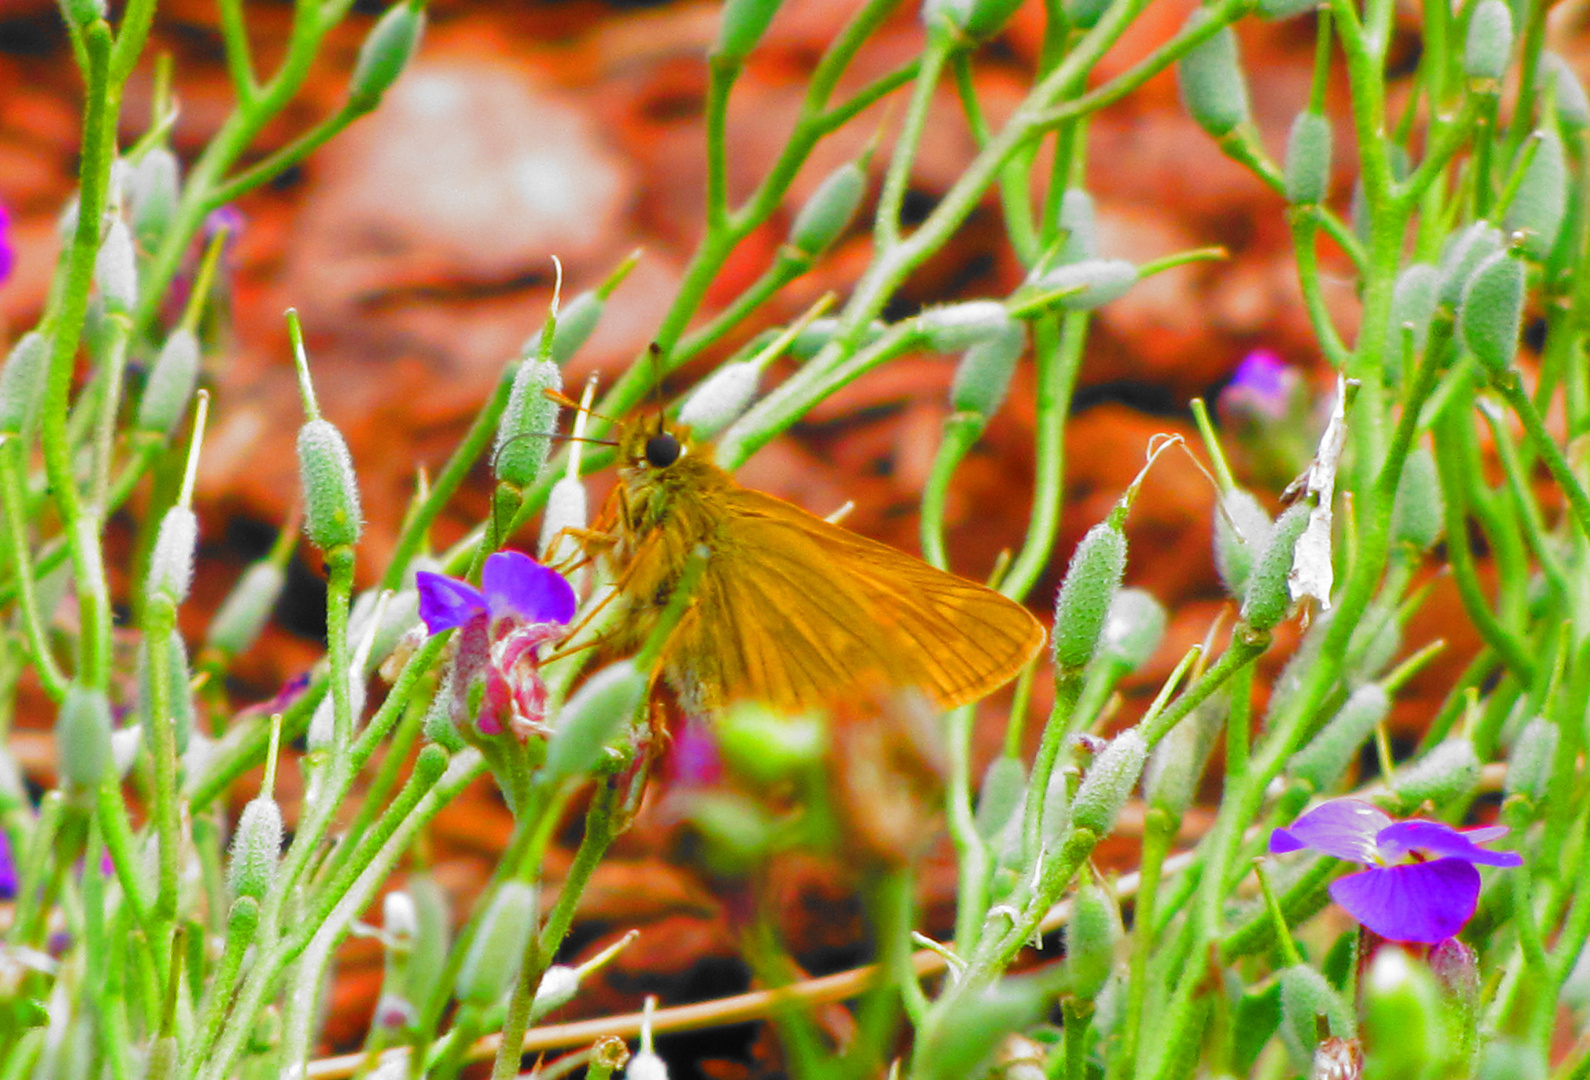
top-left (227, 894), bottom-right (262, 944)
top-left (788, 161), bottom-right (865, 257)
top-left (227, 794), bottom-right (284, 901)
top-left (137, 327), bottom-right (201, 436)
top-left (1505, 717), bottom-right (1556, 805)
top-left (1464, 0), bottom-right (1513, 83)
top-left (402, 875), bottom-right (452, 1006)
top-left (1098, 587), bottom-right (1166, 672)
top-left (297, 417), bottom-right (363, 551)
top-left (1065, 881), bottom-right (1122, 999)
top-left (1240, 501), bottom-right (1310, 631)
top-left (541, 660), bottom-right (647, 781)
top-left (1389, 263), bottom-right (1440, 359)
top-left (147, 506), bottom-right (198, 605)
top-left (1144, 697), bottom-right (1223, 815)
top-left (1284, 112), bottom-right (1333, 205)
top-left (58, 684), bottom-right (114, 794)
top-left (0, 332), bottom-right (51, 437)
top-left (1458, 250), bottom-right (1525, 373)
top-left (1214, 488), bottom-right (1272, 600)
top-left (717, 702), bottom-right (826, 785)
top-left (1397, 738), bottom-right (1481, 808)
top-left (920, 301), bottom-right (1015, 353)
top-left (1064, 0), bottom-right (1113, 28)
top-left (1505, 129), bottom-right (1568, 259)
top-left (1032, 258), bottom-right (1138, 310)
top-left (950, 322), bottom-right (1025, 419)
top-left (1364, 948), bottom-right (1443, 1078)
top-left (1176, 12), bottom-right (1251, 137)
top-left (1437, 223), bottom-right (1504, 306)
top-left (456, 882), bottom-right (536, 1005)
top-left (95, 218), bottom-right (139, 315)
top-left (974, 756), bottom-right (1026, 841)
top-left (716, 0), bottom-right (783, 59)
top-left (1057, 189), bottom-right (1098, 264)
top-left (348, 1), bottom-right (425, 113)
top-left (1280, 964), bottom-right (1355, 1061)
top-left (1539, 53), bottom-right (1590, 131)
top-left (520, 291), bottom-right (604, 367)
top-left (495, 358), bottom-right (561, 490)
top-left (678, 361), bottom-right (759, 438)
top-left (1071, 727), bottom-right (1148, 835)
top-left (1392, 445), bottom-right (1445, 551)
top-left (206, 561), bottom-right (286, 657)
top-left (914, 978), bottom-right (1049, 1080)
top-left (1053, 521), bottom-right (1127, 672)
top-left (128, 148), bottom-right (180, 253)
top-left (1290, 682), bottom-right (1390, 793)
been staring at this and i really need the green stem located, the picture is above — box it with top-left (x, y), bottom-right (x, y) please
top-left (1492, 371), bottom-right (1590, 543)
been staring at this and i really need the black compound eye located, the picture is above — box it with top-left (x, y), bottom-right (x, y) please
top-left (644, 432), bottom-right (683, 468)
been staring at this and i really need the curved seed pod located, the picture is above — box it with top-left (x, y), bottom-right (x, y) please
top-left (542, 661), bottom-right (648, 782)
top-left (950, 322), bottom-right (1025, 420)
top-left (1505, 128), bottom-right (1568, 260)
top-left (1032, 259), bottom-right (1138, 310)
top-left (1071, 728), bottom-right (1148, 835)
top-left (1538, 53), bottom-right (1590, 130)
top-left (1176, 11), bottom-right (1251, 137)
top-left (456, 882), bottom-right (536, 1005)
top-left (1389, 263), bottom-right (1440, 360)
top-left (1396, 738), bottom-right (1481, 808)
top-left (95, 218), bottom-right (138, 315)
top-left (1437, 223), bottom-right (1504, 306)
top-left (495, 358), bottom-right (561, 490)
top-left (920, 301), bottom-right (1015, 353)
top-left (716, 0), bottom-right (783, 59)
top-left (788, 161), bottom-right (865, 257)
top-left (227, 795), bottom-right (284, 901)
top-left (1289, 682), bottom-right (1390, 792)
top-left (1053, 521), bottom-right (1127, 672)
top-left (1284, 111), bottom-right (1333, 205)
top-left (1505, 717), bottom-right (1556, 805)
top-left (128, 147), bottom-right (180, 253)
top-left (973, 756), bottom-right (1026, 841)
top-left (0, 331), bottom-right (50, 437)
top-left (1280, 964), bottom-right (1356, 1061)
top-left (58, 684), bottom-right (114, 795)
top-left (297, 418), bottom-right (363, 551)
top-left (1213, 488), bottom-right (1272, 600)
top-left (348, 1), bottom-right (425, 113)
top-left (147, 506), bottom-right (198, 605)
top-left (1391, 445), bottom-right (1445, 551)
top-left (1458, 250), bottom-right (1525, 373)
top-left (1065, 881), bottom-right (1122, 999)
top-left (679, 361), bottom-right (760, 438)
top-left (1463, 0), bottom-right (1513, 83)
top-left (1240, 501), bottom-right (1310, 631)
top-left (1098, 587), bottom-right (1166, 672)
top-left (138, 328), bottom-right (201, 436)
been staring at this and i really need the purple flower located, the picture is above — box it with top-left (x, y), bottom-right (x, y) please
top-left (0, 829), bottom-right (16, 900)
top-left (1220, 349), bottom-right (1303, 423)
top-left (0, 201), bottom-right (14, 284)
top-left (1270, 799), bottom-right (1522, 944)
top-left (416, 551), bottom-right (576, 740)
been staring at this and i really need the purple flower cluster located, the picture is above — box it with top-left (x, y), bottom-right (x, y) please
top-left (0, 201), bottom-right (14, 285)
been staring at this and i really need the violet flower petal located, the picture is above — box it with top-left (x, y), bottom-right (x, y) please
top-left (481, 551), bottom-right (576, 626)
top-left (1329, 858), bottom-right (1482, 943)
top-left (416, 571), bottom-right (488, 633)
top-left (0, 830), bottom-right (15, 900)
top-left (1461, 825), bottom-right (1509, 844)
top-left (1269, 799), bottom-right (1391, 864)
top-left (1375, 820), bottom-right (1523, 867)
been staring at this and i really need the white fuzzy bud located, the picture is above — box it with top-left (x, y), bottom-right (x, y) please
top-left (95, 218), bottom-right (139, 313)
top-left (678, 362), bottom-right (760, 438)
top-left (147, 506), bottom-right (199, 604)
top-left (539, 475), bottom-right (588, 566)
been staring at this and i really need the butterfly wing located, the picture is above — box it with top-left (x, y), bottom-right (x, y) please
top-left (662, 487), bottom-right (1046, 715)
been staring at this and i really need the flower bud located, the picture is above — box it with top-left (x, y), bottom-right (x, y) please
top-left (521, 291), bottom-right (604, 367)
top-left (128, 148), bottom-right (180, 253)
top-left (538, 475), bottom-right (587, 567)
top-left (1176, 12), bottom-right (1251, 137)
top-left (0, 331), bottom-right (51, 437)
top-left (137, 327), bottom-right (201, 436)
top-left (788, 161), bottom-right (865, 257)
top-left (628, 1051), bottom-right (670, 1080)
top-left (1053, 521), bottom-right (1127, 672)
top-left (1463, 0), bottom-right (1512, 83)
top-left (717, 702), bottom-right (826, 785)
top-left (1056, 189), bottom-right (1097, 264)
top-left (541, 660), bottom-right (647, 781)
top-left (348, 1), bottom-right (425, 113)
top-left (1214, 488), bottom-right (1272, 600)
top-left (1289, 682), bottom-right (1389, 793)
top-left (974, 756), bottom-right (1026, 841)
top-left (1458, 250), bottom-right (1524, 373)
top-left (1505, 128), bottom-right (1568, 259)
top-left (1097, 587), bottom-right (1166, 672)
top-left (1030, 259), bottom-right (1138, 310)
top-left (1505, 717), bottom-right (1556, 805)
top-left (1396, 738), bottom-right (1481, 808)
top-left (384, 888), bottom-right (418, 945)
top-left (1144, 698), bottom-right (1222, 815)
top-left (205, 561), bottom-right (286, 657)
top-left (227, 794), bottom-right (283, 901)
top-left (297, 418), bottom-right (363, 551)
top-left (678, 361), bottom-right (760, 438)
top-left (1241, 501), bottom-right (1310, 631)
top-left (1064, 881), bottom-right (1122, 998)
top-left (111, 723), bottom-right (143, 777)
top-left (1437, 223), bottom-right (1503, 306)
top-left (1280, 964), bottom-right (1355, 1061)
top-left (914, 978), bottom-right (1049, 1080)
top-left (1363, 948), bottom-right (1443, 1079)
top-left (1391, 445), bottom-right (1444, 551)
top-left (1071, 727), bottom-right (1147, 835)
top-left (715, 0), bottom-right (783, 60)
top-left (57, 684), bottom-right (114, 794)
top-left (494, 358), bottom-right (561, 489)
top-left (1284, 112), bottom-right (1333, 205)
top-left (455, 882), bottom-right (536, 1005)
top-left (920, 301), bottom-right (1015, 353)
top-left (1538, 54), bottom-right (1590, 131)
top-left (147, 506), bottom-right (198, 605)
top-left (95, 218), bottom-right (138, 315)
top-left (532, 964), bottom-right (581, 1013)
top-left (1389, 263), bottom-right (1439, 358)
top-left (950, 322), bottom-right (1025, 419)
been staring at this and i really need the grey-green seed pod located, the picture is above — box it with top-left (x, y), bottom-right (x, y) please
top-left (1463, 0), bottom-right (1513, 83)
top-left (205, 561), bottom-right (286, 657)
top-left (1176, 12), bottom-right (1251, 137)
top-left (1057, 189), bottom-right (1098, 264)
top-left (456, 882), bottom-right (537, 1005)
top-left (520, 291), bottom-right (604, 367)
top-left (920, 301), bottom-right (1015, 353)
top-left (716, 0), bottom-right (783, 59)
top-left (1214, 488), bottom-right (1272, 600)
top-left (1053, 521), bottom-right (1127, 672)
top-left (1032, 259), bottom-right (1138, 310)
top-left (1437, 223), bottom-right (1504, 306)
top-left (1065, 881), bottom-right (1122, 999)
top-left (914, 979), bottom-right (1049, 1080)
top-left (1397, 738), bottom-right (1481, 808)
top-left (147, 506), bottom-right (198, 604)
top-left (1144, 697), bottom-right (1223, 815)
top-left (1257, 0), bottom-right (1318, 19)
top-left (137, 327), bottom-right (201, 436)
top-left (95, 218), bottom-right (139, 315)
top-left (297, 417), bottom-right (363, 551)
top-left (973, 756), bottom-right (1026, 841)
top-left (402, 875), bottom-right (453, 1006)
top-left (1392, 445), bottom-right (1445, 551)
top-left (1098, 587), bottom-right (1166, 672)
top-left (1504, 717), bottom-right (1556, 805)
top-left (128, 148), bottom-right (179, 253)
top-left (1389, 263), bottom-right (1440, 359)
top-left (1458, 250), bottom-right (1525, 373)
top-left (1539, 54), bottom-right (1590, 131)
top-left (1071, 727), bottom-right (1148, 835)
top-left (950, 322), bottom-right (1025, 419)
top-left (494, 358), bottom-right (561, 489)
top-left (1280, 964), bottom-right (1355, 1061)
top-left (1289, 682), bottom-right (1389, 792)
top-left (679, 361), bottom-right (760, 438)
top-left (348, 1), bottom-right (425, 113)
top-left (1240, 501), bottom-right (1310, 630)
top-left (788, 161), bottom-right (865, 257)
top-left (0, 331), bottom-right (51, 437)
top-left (58, 684), bottom-right (114, 794)
top-left (227, 794), bottom-right (284, 901)
top-left (1284, 112), bottom-right (1333, 205)
top-left (1505, 129), bottom-right (1568, 259)
top-left (541, 660), bottom-right (647, 781)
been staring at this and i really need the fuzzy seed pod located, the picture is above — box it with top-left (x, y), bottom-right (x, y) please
top-left (348, 1), bottom-right (425, 112)
top-left (456, 882), bottom-right (536, 1005)
top-left (1391, 445), bottom-right (1445, 551)
top-left (1437, 223), bottom-right (1504, 306)
top-left (715, 0), bottom-right (783, 59)
top-left (1389, 263), bottom-right (1440, 359)
top-left (384, 889), bottom-right (418, 944)
top-left (1505, 717), bottom-right (1556, 805)
top-left (205, 561), bottom-right (286, 657)
top-left (95, 218), bottom-right (138, 315)
top-left (128, 148), bottom-right (180, 253)
top-left (1097, 587), bottom-right (1166, 672)
top-left (1458, 251), bottom-right (1525, 373)
top-left (1397, 738), bottom-right (1481, 808)
top-left (1056, 189), bottom-right (1098, 264)
top-left (137, 327), bottom-right (201, 436)
top-left (1290, 682), bottom-right (1390, 793)
top-left (1071, 728), bottom-right (1148, 835)
top-left (0, 332), bottom-right (51, 437)
top-left (950, 322), bottom-right (1025, 419)
top-left (147, 506), bottom-right (198, 605)
top-left (1240, 501), bottom-right (1310, 630)
top-left (1284, 112), bottom-right (1333, 205)
top-left (678, 361), bottom-right (760, 437)
top-left (914, 979), bottom-right (1048, 1080)
top-left (227, 794), bottom-right (284, 901)
top-left (1144, 698), bottom-right (1223, 815)
top-left (1280, 964), bottom-right (1355, 1060)
top-left (1176, 12), bottom-right (1251, 137)
top-left (541, 660), bottom-right (648, 781)
top-left (521, 292), bottom-right (604, 367)
top-left (1539, 54), bottom-right (1590, 131)
top-left (1214, 488), bottom-right (1272, 600)
top-left (920, 301), bottom-right (1015, 353)
top-left (717, 703), bottom-right (825, 785)
top-left (1052, 521), bottom-right (1127, 672)
top-left (1065, 881), bottom-right (1122, 998)
top-left (537, 474), bottom-right (588, 565)
top-left (973, 756), bottom-right (1026, 841)
top-left (58, 684), bottom-right (114, 794)
top-left (1505, 129), bottom-right (1568, 259)
top-left (1463, 0), bottom-right (1513, 83)
top-left (297, 418), bottom-right (363, 551)
top-left (402, 876), bottom-right (453, 1005)
top-left (1032, 259), bottom-right (1138, 310)
top-left (788, 161), bottom-right (866, 257)
top-left (532, 965), bottom-right (581, 1014)
top-left (494, 358), bottom-right (561, 489)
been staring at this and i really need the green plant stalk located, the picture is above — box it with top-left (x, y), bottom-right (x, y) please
top-left (1289, 210), bottom-right (1352, 369)
top-left (921, 414), bottom-right (985, 571)
top-left (335, 692), bottom-right (429, 859)
top-left (81, 824), bottom-right (133, 1080)
top-left (0, 440), bottom-right (66, 701)
top-left (848, 868), bottom-right (914, 1078)
top-left (951, 52), bottom-right (1040, 263)
top-left (1492, 372), bottom-right (1590, 542)
top-left (1481, 402), bottom-right (1573, 597)
top-left (875, 32), bottom-right (955, 250)
top-left (215, 0), bottom-right (258, 97)
top-left (946, 702), bottom-right (994, 957)
top-left (1116, 808), bottom-right (1176, 1080)
top-left (324, 547), bottom-right (358, 768)
top-left (144, 594), bottom-right (182, 922)
top-left (1019, 672), bottom-right (1083, 878)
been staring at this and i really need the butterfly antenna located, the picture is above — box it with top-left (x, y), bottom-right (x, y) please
top-left (647, 342), bottom-right (666, 435)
